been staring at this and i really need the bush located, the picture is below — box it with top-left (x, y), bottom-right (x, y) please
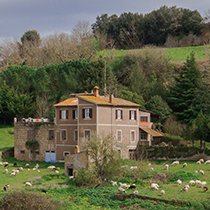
top-left (0, 190), bottom-right (60, 210)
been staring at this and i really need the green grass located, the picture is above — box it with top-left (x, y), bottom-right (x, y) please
top-left (95, 45), bottom-right (210, 63)
top-left (0, 126), bottom-right (14, 151)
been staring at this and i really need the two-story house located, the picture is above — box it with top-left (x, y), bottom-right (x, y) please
top-left (14, 86), bottom-right (162, 162)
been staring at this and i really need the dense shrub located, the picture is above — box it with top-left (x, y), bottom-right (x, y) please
top-left (0, 190), bottom-right (60, 210)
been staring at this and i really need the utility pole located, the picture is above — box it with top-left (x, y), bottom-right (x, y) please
top-left (104, 60), bottom-right (107, 95)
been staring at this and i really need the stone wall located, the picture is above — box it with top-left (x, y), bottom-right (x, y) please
top-left (14, 122), bottom-right (56, 161)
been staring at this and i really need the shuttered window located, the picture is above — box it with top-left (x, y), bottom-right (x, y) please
top-left (82, 108), bottom-right (92, 119)
top-left (129, 110), bottom-right (136, 120)
top-left (60, 110), bottom-right (68, 120)
top-left (116, 109), bottom-right (123, 120)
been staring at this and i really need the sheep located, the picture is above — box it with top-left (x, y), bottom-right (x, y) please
top-left (69, 176), bottom-right (74, 180)
top-left (110, 181), bottom-right (117, 186)
top-left (198, 170), bottom-right (205, 175)
top-left (203, 187), bottom-right (208, 192)
top-left (165, 164), bottom-right (169, 171)
top-left (4, 164), bottom-right (9, 168)
top-left (171, 161), bottom-right (179, 166)
top-left (133, 190), bottom-right (139, 194)
top-left (161, 190), bottom-right (165, 196)
top-left (130, 166), bottom-right (137, 170)
top-left (13, 163), bottom-right (17, 167)
top-left (3, 184), bottom-right (9, 191)
top-left (118, 186), bottom-right (126, 193)
top-left (55, 170), bottom-right (59, 173)
top-left (129, 184), bottom-right (136, 189)
top-left (149, 167), bottom-right (154, 171)
top-left (25, 163), bottom-right (30, 168)
top-left (177, 179), bottom-right (182, 186)
top-left (148, 163), bottom-right (151, 166)
top-left (181, 185), bottom-right (189, 192)
top-left (204, 160), bottom-right (210, 165)
top-left (196, 161), bottom-right (201, 165)
top-left (199, 159), bottom-right (204, 164)
top-left (47, 166), bottom-right (56, 170)
top-left (37, 170), bottom-right (40, 172)
top-left (194, 170), bottom-right (198, 174)
top-left (121, 165), bottom-right (128, 168)
top-left (119, 183), bottom-right (130, 188)
top-left (151, 183), bottom-right (159, 190)
top-left (41, 189), bottom-right (48, 194)
top-left (3, 162), bottom-right (8, 166)
top-left (0, 162), bottom-right (3, 166)
top-left (25, 182), bottom-right (32, 187)
top-left (54, 167), bottom-right (60, 170)
top-left (17, 167), bottom-right (23, 171)
top-left (28, 168), bottom-right (30, 171)
top-left (189, 180), bottom-right (195, 186)
top-left (200, 181), bottom-right (207, 188)
top-left (183, 163), bottom-right (187, 168)
top-left (10, 172), bottom-right (16, 177)
top-left (4, 169), bottom-right (8, 174)
top-left (195, 180), bottom-right (202, 186)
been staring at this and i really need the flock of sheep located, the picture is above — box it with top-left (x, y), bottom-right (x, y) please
top-left (1, 161), bottom-right (60, 193)
top-left (107, 158), bottom-right (210, 197)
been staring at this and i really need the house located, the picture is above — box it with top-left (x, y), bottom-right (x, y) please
top-left (14, 86), bottom-right (162, 163)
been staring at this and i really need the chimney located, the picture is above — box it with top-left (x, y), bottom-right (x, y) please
top-left (93, 86), bottom-right (99, 97)
top-left (109, 94), bottom-right (114, 104)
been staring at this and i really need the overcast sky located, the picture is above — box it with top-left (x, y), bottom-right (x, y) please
top-left (0, 0), bottom-right (209, 43)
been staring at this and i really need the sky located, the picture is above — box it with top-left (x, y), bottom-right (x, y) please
top-left (0, 0), bottom-right (209, 43)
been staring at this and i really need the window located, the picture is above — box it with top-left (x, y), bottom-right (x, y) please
top-left (140, 116), bottom-right (148, 122)
top-left (48, 130), bottom-right (54, 140)
top-left (82, 108), bottom-right (92, 119)
top-left (73, 109), bottom-right (78, 119)
top-left (60, 109), bottom-right (68, 120)
top-left (27, 130), bottom-right (33, 141)
top-left (61, 129), bottom-right (67, 141)
top-left (35, 150), bottom-right (39, 155)
top-left (129, 110), bottom-right (136, 120)
top-left (63, 151), bottom-right (70, 157)
top-left (117, 130), bottom-right (122, 142)
top-left (116, 109), bottom-right (123, 120)
top-left (130, 130), bottom-right (135, 141)
top-left (141, 132), bottom-right (147, 140)
top-left (84, 130), bottom-right (91, 140)
top-left (20, 150), bottom-right (25, 154)
top-left (74, 130), bottom-right (78, 142)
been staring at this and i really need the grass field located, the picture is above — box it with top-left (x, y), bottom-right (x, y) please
top-left (95, 45), bottom-right (210, 63)
top-left (1, 126), bottom-right (210, 209)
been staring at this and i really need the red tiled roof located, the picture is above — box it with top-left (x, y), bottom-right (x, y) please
top-left (78, 95), bottom-right (141, 107)
top-left (53, 98), bottom-right (78, 107)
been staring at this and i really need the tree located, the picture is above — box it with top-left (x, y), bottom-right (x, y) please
top-left (82, 132), bottom-right (120, 185)
top-left (146, 95), bottom-right (172, 127)
top-left (168, 52), bottom-right (201, 123)
top-left (20, 30), bottom-right (41, 45)
top-left (188, 110), bottom-right (210, 148)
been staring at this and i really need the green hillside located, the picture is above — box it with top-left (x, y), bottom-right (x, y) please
top-left (95, 45), bottom-right (209, 62)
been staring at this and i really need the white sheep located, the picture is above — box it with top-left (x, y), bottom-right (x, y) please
top-left (196, 161), bottom-right (201, 164)
top-left (195, 180), bottom-right (202, 186)
top-left (133, 190), bottom-right (139, 194)
top-left (25, 182), bottom-right (32, 187)
top-left (110, 180), bottom-right (117, 186)
top-left (130, 166), bottom-right (137, 170)
top-left (177, 179), bottom-right (182, 186)
top-left (189, 180), bottom-right (195, 186)
top-left (25, 163), bottom-right (30, 168)
top-left (69, 176), bottom-right (74, 180)
top-left (183, 163), bottom-right (187, 168)
top-left (47, 165), bottom-right (56, 170)
top-left (151, 183), bottom-right (159, 190)
top-left (148, 163), bottom-right (151, 166)
top-left (161, 190), bottom-right (165, 196)
top-left (28, 168), bottom-right (30, 171)
top-left (119, 183), bottom-right (130, 188)
top-left (0, 162), bottom-right (3, 166)
top-left (181, 185), bottom-right (189, 192)
top-left (121, 165), bottom-right (128, 168)
top-left (55, 170), bottom-right (59, 173)
top-left (37, 170), bottom-right (40, 172)
top-left (10, 172), bottom-right (16, 177)
top-left (199, 159), bottom-right (204, 164)
top-left (199, 170), bottom-right (205, 175)
top-left (4, 169), bottom-right (8, 174)
top-left (171, 161), bottom-right (179, 165)
top-left (165, 164), bottom-right (169, 171)
top-left (118, 186), bottom-right (126, 192)
top-left (149, 167), bottom-right (154, 171)
top-left (201, 181), bottom-right (207, 188)
top-left (3, 162), bottom-right (8, 165)
top-left (17, 167), bottom-right (23, 171)
top-left (204, 160), bottom-right (210, 165)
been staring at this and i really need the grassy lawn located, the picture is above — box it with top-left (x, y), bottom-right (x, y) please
top-left (0, 126), bottom-right (14, 151)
